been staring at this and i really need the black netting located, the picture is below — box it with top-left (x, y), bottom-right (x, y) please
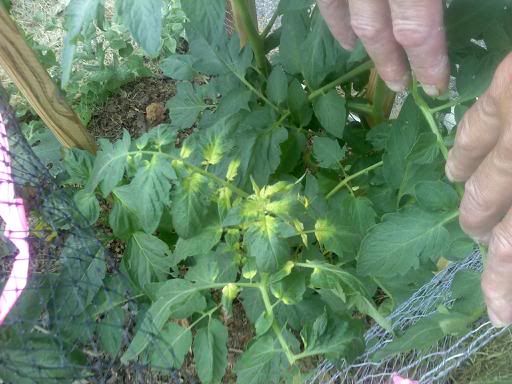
top-left (0, 92), bottom-right (190, 383)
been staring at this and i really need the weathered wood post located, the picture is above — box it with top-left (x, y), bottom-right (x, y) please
top-left (0, 6), bottom-right (96, 153)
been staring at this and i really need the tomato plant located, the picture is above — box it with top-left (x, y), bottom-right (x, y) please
top-left (9, 0), bottom-right (512, 383)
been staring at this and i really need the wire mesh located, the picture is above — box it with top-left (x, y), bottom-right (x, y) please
top-left (308, 250), bottom-right (507, 384)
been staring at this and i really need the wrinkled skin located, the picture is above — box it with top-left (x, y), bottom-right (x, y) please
top-left (318, 0), bottom-right (512, 327)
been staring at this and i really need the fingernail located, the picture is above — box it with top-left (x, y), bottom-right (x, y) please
top-left (488, 309), bottom-right (509, 328)
top-left (445, 165), bottom-right (455, 182)
top-left (385, 73), bottom-right (411, 93)
top-left (422, 84), bottom-right (440, 97)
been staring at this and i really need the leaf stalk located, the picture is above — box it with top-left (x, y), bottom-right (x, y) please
top-left (232, 0), bottom-right (268, 76)
top-left (259, 274), bottom-right (296, 364)
top-left (326, 161), bottom-right (384, 200)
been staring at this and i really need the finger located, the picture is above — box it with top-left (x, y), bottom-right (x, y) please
top-left (348, 0), bottom-right (410, 92)
top-left (482, 209), bottom-right (512, 327)
top-left (388, 0), bottom-right (449, 96)
top-left (445, 93), bottom-right (502, 183)
top-left (446, 54), bottom-right (512, 182)
top-left (316, 0), bottom-right (357, 50)
top-left (458, 128), bottom-right (512, 241)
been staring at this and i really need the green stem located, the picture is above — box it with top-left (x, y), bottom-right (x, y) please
top-left (411, 80), bottom-right (449, 160)
top-left (238, 75), bottom-right (279, 112)
top-left (326, 161), bottom-right (384, 200)
top-left (92, 294), bottom-right (144, 317)
top-left (308, 60), bottom-right (373, 101)
top-left (429, 95), bottom-right (477, 114)
top-left (139, 151), bottom-right (250, 198)
top-left (347, 101), bottom-right (374, 115)
top-left (259, 274), bottom-right (296, 364)
top-left (411, 81), bottom-right (465, 198)
top-left (441, 209), bottom-right (460, 226)
top-left (232, 0), bottom-right (268, 75)
top-left (340, 166), bottom-right (356, 197)
top-left (261, 7), bottom-right (279, 38)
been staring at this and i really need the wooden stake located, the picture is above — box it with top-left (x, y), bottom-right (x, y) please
top-left (0, 6), bottom-right (96, 153)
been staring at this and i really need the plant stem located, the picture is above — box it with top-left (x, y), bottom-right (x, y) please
top-left (326, 161), bottom-right (384, 200)
top-left (238, 75), bottom-right (279, 112)
top-left (92, 293), bottom-right (144, 317)
top-left (259, 274), bottom-right (296, 364)
top-left (340, 166), bottom-right (356, 197)
top-left (441, 210), bottom-right (460, 226)
top-left (232, 0), bottom-right (268, 75)
top-left (261, 7), bottom-right (279, 38)
top-left (411, 81), bottom-right (466, 198)
top-left (429, 95), bottom-right (477, 114)
top-left (411, 80), bottom-right (449, 160)
top-left (347, 101), bottom-right (374, 115)
top-left (308, 60), bottom-right (373, 101)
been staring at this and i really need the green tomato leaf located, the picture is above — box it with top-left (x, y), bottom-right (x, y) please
top-left (171, 172), bottom-right (214, 238)
top-left (182, 0), bottom-right (226, 43)
top-left (109, 186), bottom-right (143, 240)
top-left (174, 225), bottom-right (223, 264)
top-left (313, 136), bottom-right (346, 169)
top-left (302, 10), bottom-right (349, 88)
top-left (190, 34), bottom-right (253, 78)
top-left (277, 0), bottom-right (314, 14)
top-left (160, 55), bottom-right (197, 81)
top-left (279, 10), bottom-right (309, 74)
top-left (87, 131), bottom-right (131, 197)
top-left (288, 78), bottom-right (313, 127)
top-left (98, 306), bottom-right (125, 357)
top-left (307, 260), bottom-right (390, 331)
top-left (313, 90), bottom-right (347, 138)
top-left (121, 279), bottom-right (206, 363)
top-left (358, 208), bottom-right (454, 278)
top-left (415, 181), bottom-right (460, 212)
top-left (167, 82), bottom-right (209, 130)
top-left (193, 318), bottom-right (228, 384)
top-left (118, 0), bottom-right (162, 56)
top-left (314, 213), bottom-right (359, 259)
top-left (144, 322), bottom-right (192, 369)
top-left (270, 271), bottom-right (307, 305)
top-left (73, 190), bottom-right (100, 225)
top-left (372, 315), bottom-right (445, 361)
top-left (255, 312), bottom-right (274, 337)
top-left (63, 148), bottom-right (94, 185)
top-left (301, 310), bottom-right (364, 361)
top-left (125, 232), bottom-right (173, 288)
top-left (121, 154), bottom-right (175, 233)
top-left (62, 0), bottom-right (101, 85)
top-left (267, 65), bottom-right (288, 105)
top-left (407, 132), bottom-right (440, 165)
top-left (245, 215), bottom-right (291, 273)
top-left (235, 108), bottom-right (288, 189)
top-left (53, 236), bottom-right (106, 318)
top-left (450, 270), bottom-right (485, 317)
top-left (234, 336), bottom-right (288, 384)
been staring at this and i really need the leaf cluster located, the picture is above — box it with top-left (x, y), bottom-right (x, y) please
top-left (3, 1), bottom-right (512, 383)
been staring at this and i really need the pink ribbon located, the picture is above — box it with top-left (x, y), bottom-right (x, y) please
top-left (392, 373), bottom-right (419, 384)
top-left (0, 108), bottom-right (30, 324)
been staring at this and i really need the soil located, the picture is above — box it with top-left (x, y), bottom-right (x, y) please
top-left (88, 76), bottom-right (177, 141)
top-left (88, 75), bottom-right (256, 383)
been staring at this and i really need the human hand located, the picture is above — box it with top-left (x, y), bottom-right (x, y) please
top-left (445, 53), bottom-right (512, 327)
top-left (317, 0), bottom-right (450, 96)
